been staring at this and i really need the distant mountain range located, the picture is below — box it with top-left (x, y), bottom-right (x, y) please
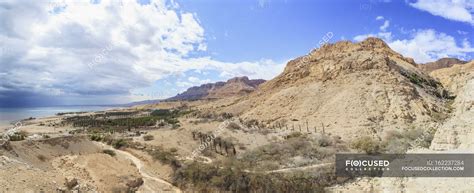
top-left (166, 76), bottom-right (265, 101)
top-left (417, 58), bottom-right (467, 72)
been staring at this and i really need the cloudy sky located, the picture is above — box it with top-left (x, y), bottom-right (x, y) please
top-left (0, 0), bottom-right (473, 107)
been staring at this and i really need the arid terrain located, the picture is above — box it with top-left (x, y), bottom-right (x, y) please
top-left (1, 38), bottom-right (473, 193)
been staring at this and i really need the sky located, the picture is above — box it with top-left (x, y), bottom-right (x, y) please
top-left (0, 0), bottom-right (473, 107)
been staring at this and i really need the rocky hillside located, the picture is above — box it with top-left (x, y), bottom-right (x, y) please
top-left (417, 58), bottom-right (467, 72)
top-left (327, 61), bottom-right (474, 192)
top-left (430, 61), bottom-right (474, 150)
top-left (167, 76), bottom-right (265, 101)
top-left (214, 38), bottom-right (451, 140)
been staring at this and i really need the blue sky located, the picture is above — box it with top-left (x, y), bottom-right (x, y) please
top-left (0, 0), bottom-right (473, 107)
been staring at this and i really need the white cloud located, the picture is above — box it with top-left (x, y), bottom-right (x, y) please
top-left (354, 34), bottom-right (377, 42)
top-left (457, 30), bottom-right (469, 35)
top-left (0, 0), bottom-right (284, 105)
top-left (188, 76), bottom-right (211, 85)
top-left (257, 0), bottom-right (271, 8)
top-left (389, 29), bottom-right (474, 63)
top-left (380, 20), bottom-right (390, 31)
top-left (409, 0), bottom-right (474, 25)
top-left (354, 29), bottom-right (474, 63)
top-left (375, 16), bottom-right (390, 32)
top-left (354, 13), bottom-right (473, 63)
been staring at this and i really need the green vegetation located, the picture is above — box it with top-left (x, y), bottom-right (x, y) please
top-left (8, 131), bottom-right (28, 141)
top-left (66, 116), bottom-right (159, 128)
top-left (150, 109), bottom-right (173, 116)
top-left (89, 134), bottom-right (104, 141)
top-left (105, 111), bottom-right (139, 117)
top-left (63, 109), bottom-right (187, 130)
top-left (102, 149), bottom-right (116, 157)
top-left (146, 147), bottom-right (180, 169)
top-left (112, 138), bottom-right (128, 149)
top-left (400, 70), bottom-right (440, 89)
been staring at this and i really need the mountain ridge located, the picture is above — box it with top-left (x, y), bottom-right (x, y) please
top-left (418, 58), bottom-right (467, 72)
top-left (167, 76), bottom-right (265, 101)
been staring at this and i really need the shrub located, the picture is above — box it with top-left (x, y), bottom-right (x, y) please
top-left (143, 135), bottom-right (154, 141)
top-left (351, 136), bottom-right (381, 155)
top-left (148, 148), bottom-right (177, 165)
top-left (316, 135), bottom-right (332, 147)
top-left (89, 134), bottom-right (103, 141)
top-left (102, 149), bottom-right (116, 157)
top-left (284, 132), bottom-right (302, 139)
top-left (382, 127), bottom-right (436, 153)
top-left (112, 139), bottom-right (128, 149)
top-left (8, 131), bottom-right (27, 141)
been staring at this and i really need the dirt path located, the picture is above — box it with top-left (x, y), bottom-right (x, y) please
top-left (265, 163), bottom-right (332, 173)
top-left (244, 163), bottom-right (333, 174)
top-left (95, 142), bottom-right (182, 193)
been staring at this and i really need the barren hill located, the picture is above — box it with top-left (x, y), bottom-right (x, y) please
top-left (209, 38), bottom-right (451, 140)
top-left (430, 61), bottom-right (474, 150)
top-left (417, 58), bottom-right (467, 72)
top-left (167, 76), bottom-right (265, 101)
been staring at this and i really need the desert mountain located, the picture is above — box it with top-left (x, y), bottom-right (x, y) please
top-left (328, 61), bottom-right (474, 192)
top-left (430, 61), bottom-right (474, 150)
top-left (209, 38), bottom-right (451, 140)
top-left (417, 58), bottom-right (467, 72)
top-left (167, 76), bottom-right (265, 101)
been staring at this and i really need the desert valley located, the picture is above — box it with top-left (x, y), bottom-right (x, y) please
top-left (1, 37), bottom-right (473, 192)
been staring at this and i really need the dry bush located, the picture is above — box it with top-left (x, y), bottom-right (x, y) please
top-left (315, 135), bottom-right (332, 147)
top-left (382, 127), bottom-right (436, 153)
top-left (126, 178), bottom-right (144, 192)
top-left (143, 135), bottom-right (154, 141)
top-left (351, 136), bottom-right (381, 155)
top-left (102, 149), bottom-right (116, 157)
